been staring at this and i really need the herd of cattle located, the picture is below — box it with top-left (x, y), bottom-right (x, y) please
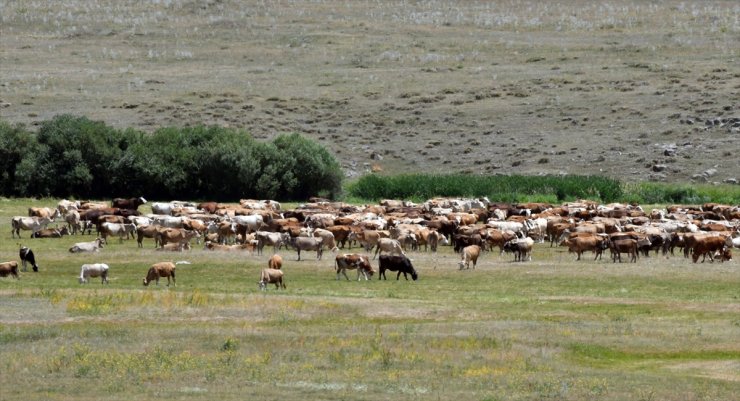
top-left (2, 196), bottom-right (738, 287)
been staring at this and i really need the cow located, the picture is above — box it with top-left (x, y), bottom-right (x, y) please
top-left (232, 214), bottom-right (266, 235)
top-left (0, 261), bottom-right (20, 279)
top-left (69, 238), bottom-right (104, 253)
top-left (112, 197), bottom-right (147, 210)
top-left (100, 222), bottom-right (137, 244)
top-left (691, 236), bottom-right (732, 263)
top-left (57, 199), bottom-right (80, 214)
top-left (258, 268), bottom-right (286, 290)
top-left (78, 263), bottom-right (110, 284)
top-left (560, 233), bottom-right (608, 261)
top-left (378, 254), bottom-right (418, 281)
top-left (374, 238), bottom-right (406, 259)
top-left (28, 207), bottom-right (60, 220)
top-left (335, 253), bottom-right (374, 281)
top-left (19, 246), bottom-right (39, 272)
top-left (458, 245), bottom-right (481, 270)
top-left (155, 228), bottom-right (200, 248)
top-left (326, 225), bottom-right (352, 249)
top-left (289, 236), bottom-right (324, 261)
top-left (11, 216), bottom-right (53, 238)
top-left (609, 238), bottom-right (638, 263)
top-left (143, 262), bottom-right (178, 286)
top-left (427, 230), bottom-right (449, 252)
top-left (312, 228), bottom-right (339, 252)
top-left (136, 225), bottom-right (160, 248)
top-left (255, 231), bottom-right (290, 255)
top-left (64, 210), bottom-right (82, 235)
top-left (268, 254), bottom-right (283, 270)
top-left (486, 229), bottom-right (519, 254)
top-left (503, 237), bottom-right (535, 262)
top-left (157, 242), bottom-right (191, 252)
top-left (30, 226), bottom-right (70, 238)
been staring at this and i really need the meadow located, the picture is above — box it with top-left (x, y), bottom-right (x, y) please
top-left (1, 198), bottom-right (738, 401)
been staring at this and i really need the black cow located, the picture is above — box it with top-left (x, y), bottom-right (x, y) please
top-left (19, 245), bottom-right (39, 272)
top-left (378, 255), bottom-right (418, 281)
top-left (112, 197), bottom-right (147, 210)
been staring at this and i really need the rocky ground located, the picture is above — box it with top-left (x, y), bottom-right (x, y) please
top-left (1, 0), bottom-right (737, 183)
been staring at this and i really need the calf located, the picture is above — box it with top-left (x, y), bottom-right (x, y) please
top-left (78, 263), bottom-right (110, 284)
top-left (19, 246), bottom-right (39, 272)
top-left (258, 268), bottom-right (286, 290)
top-left (0, 261), bottom-right (20, 279)
top-left (378, 254), bottom-right (418, 281)
top-left (143, 262), bottom-right (177, 286)
top-left (458, 245), bottom-right (481, 270)
top-left (69, 238), bottom-right (104, 253)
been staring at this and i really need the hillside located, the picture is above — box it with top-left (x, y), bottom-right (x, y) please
top-left (1, 0), bottom-right (738, 183)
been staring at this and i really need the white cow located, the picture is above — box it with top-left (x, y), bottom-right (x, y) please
top-left (232, 214), bottom-right (265, 233)
top-left (255, 231), bottom-right (290, 255)
top-left (100, 222), bottom-right (137, 243)
top-left (79, 263), bottom-right (109, 284)
top-left (151, 202), bottom-right (176, 215)
top-left (64, 210), bottom-right (82, 235)
top-left (11, 216), bottom-right (53, 238)
top-left (69, 238), bottom-right (104, 253)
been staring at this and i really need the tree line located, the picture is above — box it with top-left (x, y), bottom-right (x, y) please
top-left (0, 115), bottom-right (343, 201)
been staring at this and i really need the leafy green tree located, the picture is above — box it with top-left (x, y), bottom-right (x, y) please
top-left (273, 133), bottom-right (343, 199)
top-left (0, 121), bottom-right (37, 196)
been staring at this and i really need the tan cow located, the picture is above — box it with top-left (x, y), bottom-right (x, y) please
top-left (258, 268), bottom-right (285, 290)
top-left (458, 245), bottom-right (481, 270)
top-left (267, 254), bottom-right (283, 270)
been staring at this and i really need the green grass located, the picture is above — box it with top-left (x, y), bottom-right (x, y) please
top-left (1, 197), bottom-right (739, 400)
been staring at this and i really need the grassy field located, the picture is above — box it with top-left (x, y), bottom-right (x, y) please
top-left (1, 198), bottom-right (738, 400)
top-left (1, 1), bottom-right (738, 183)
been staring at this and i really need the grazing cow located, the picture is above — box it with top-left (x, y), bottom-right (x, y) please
top-left (19, 246), bottom-right (39, 272)
top-left (155, 228), bottom-right (200, 248)
top-left (378, 254), bottom-right (418, 281)
top-left (335, 253), bottom-right (374, 281)
top-left (503, 237), bottom-right (535, 262)
top-left (100, 222), bottom-right (137, 244)
top-left (112, 197), bottom-right (147, 210)
top-left (78, 263), bottom-right (110, 284)
top-left (143, 262), bottom-right (177, 286)
top-left (31, 226), bottom-right (70, 238)
top-left (0, 261), bottom-right (20, 279)
top-left (289, 236), bottom-right (324, 261)
top-left (458, 245), bottom-right (481, 270)
top-left (264, 254), bottom-right (283, 272)
top-left (374, 238), bottom-right (406, 259)
top-left (69, 238), bottom-right (104, 253)
top-left (258, 268), bottom-right (286, 290)
top-left (11, 216), bottom-right (53, 238)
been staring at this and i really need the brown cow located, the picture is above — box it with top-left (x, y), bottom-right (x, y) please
top-left (155, 228), bottom-right (200, 248)
top-left (561, 234), bottom-right (608, 261)
top-left (268, 254), bottom-right (283, 270)
top-left (691, 236), bottom-right (732, 263)
top-left (143, 262), bottom-right (177, 286)
top-left (0, 261), bottom-right (20, 279)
